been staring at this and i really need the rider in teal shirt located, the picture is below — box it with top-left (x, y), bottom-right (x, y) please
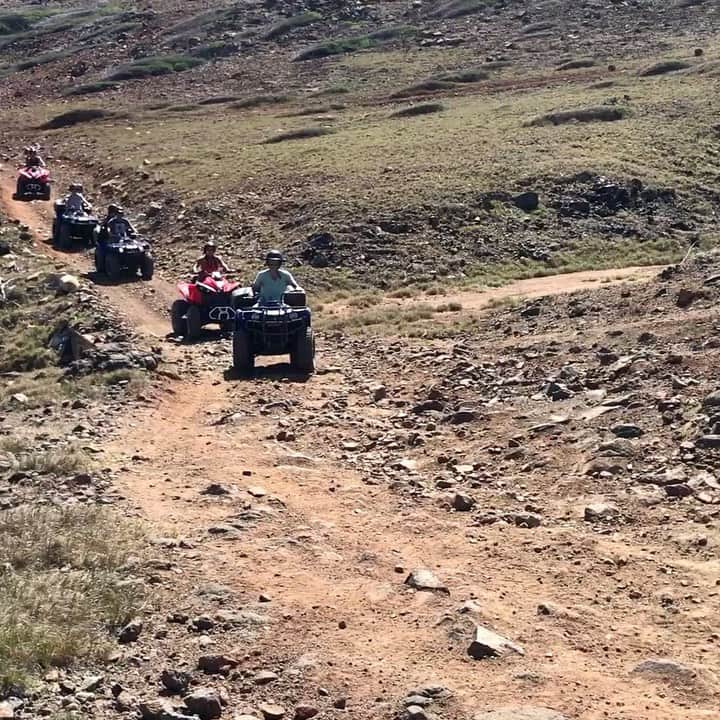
top-left (252, 250), bottom-right (301, 304)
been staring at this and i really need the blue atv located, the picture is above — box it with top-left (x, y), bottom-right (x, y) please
top-left (231, 289), bottom-right (315, 375)
top-left (95, 231), bottom-right (154, 282)
top-left (52, 200), bottom-right (99, 250)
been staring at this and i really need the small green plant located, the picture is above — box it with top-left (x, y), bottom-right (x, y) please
top-left (262, 127), bottom-right (335, 144)
top-left (64, 81), bottom-right (119, 96)
top-left (232, 94), bottom-right (292, 110)
top-left (107, 54), bottom-right (203, 81)
top-left (392, 102), bottom-right (445, 118)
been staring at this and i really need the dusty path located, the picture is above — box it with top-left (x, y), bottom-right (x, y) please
top-left (4, 177), bottom-right (715, 720)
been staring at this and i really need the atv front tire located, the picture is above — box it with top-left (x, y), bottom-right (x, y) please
top-left (94, 248), bottom-right (105, 273)
top-left (140, 255), bottom-right (154, 281)
top-left (57, 223), bottom-right (71, 250)
top-left (41, 187), bottom-right (51, 201)
top-left (171, 300), bottom-right (188, 336)
top-left (292, 327), bottom-right (315, 374)
top-left (186, 305), bottom-right (203, 341)
top-left (232, 329), bottom-right (254, 374)
top-left (105, 253), bottom-right (122, 282)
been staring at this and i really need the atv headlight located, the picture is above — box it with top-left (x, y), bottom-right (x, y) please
top-left (118, 247), bottom-right (124, 253)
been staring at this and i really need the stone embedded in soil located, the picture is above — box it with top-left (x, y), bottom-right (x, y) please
top-left (583, 503), bottom-right (619, 522)
top-left (139, 699), bottom-right (195, 720)
top-left (294, 705), bottom-right (319, 720)
top-left (611, 424), bottom-right (643, 438)
top-left (467, 625), bottom-right (525, 660)
top-left (161, 669), bottom-right (192, 694)
top-left (405, 568), bottom-right (450, 594)
top-left (201, 483), bottom-right (231, 496)
top-left (452, 492), bottom-right (476, 511)
top-left (197, 653), bottom-right (239, 674)
top-left (253, 670), bottom-right (279, 685)
top-left (184, 688), bottom-right (223, 720)
top-left (446, 408), bottom-right (478, 424)
top-left (259, 703), bottom-right (286, 720)
top-left (404, 707), bottom-right (431, 720)
top-left (118, 618), bottom-right (143, 644)
top-left (702, 390), bottom-right (720, 407)
top-left (474, 709), bottom-right (568, 720)
top-left (115, 691), bottom-right (137, 711)
top-left (632, 658), bottom-right (697, 680)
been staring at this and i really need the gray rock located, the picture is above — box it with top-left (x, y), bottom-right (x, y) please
top-left (197, 653), bottom-right (239, 674)
top-left (405, 568), bottom-right (449, 594)
top-left (452, 492), bottom-right (475, 511)
top-left (115, 690), bottom-right (137, 711)
top-left (80, 674), bottom-right (104, 692)
top-left (161, 669), bottom-right (191, 694)
top-left (253, 670), bottom-right (279, 685)
top-left (118, 618), bottom-right (143, 644)
top-left (201, 483), bottom-right (231, 496)
top-left (139, 700), bottom-right (196, 720)
top-left (467, 625), bottom-right (524, 660)
top-left (184, 688), bottom-right (222, 720)
top-left (0, 703), bottom-right (13, 719)
top-left (404, 707), bottom-right (430, 720)
top-left (403, 695), bottom-right (432, 707)
top-left (513, 191), bottom-right (540, 212)
top-left (611, 424), bottom-right (643, 438)
top-left (259, 703), bottom-right (286, 720)
top-left (632, 658), bottom-right (697, 681)
top-left (294, 705), bottom-right (318, 720)
top-left (474, 710), bottom-right (567, 720)
top-left (583, 503), bottom-right (619, 522)
top-left (695, 435), bottom-right (720, 448)
top-left (702, 390), bottom-right (720, 407)
top-left (446, 408), bottom-right (478, 424)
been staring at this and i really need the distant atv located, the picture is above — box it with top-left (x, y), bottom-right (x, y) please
top-left (171, 272), bottom-right (247, 340)
top-left (95, 230), bottom-right (154, 282)
top-left (14, 165), bottom-right (51, 201)
top-left (232, 290), bottom-right (315, 375)
top-left (52, 200), bottom-right (99, 249)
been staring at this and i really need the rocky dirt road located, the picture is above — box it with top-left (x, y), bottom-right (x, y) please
top-left (2, 178), bottom-right (718, 720)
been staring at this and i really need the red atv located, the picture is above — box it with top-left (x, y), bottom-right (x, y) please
top-left (171, 271), bottom-right (250, 340)
top-left (13, 164), bottom-right (51, 201)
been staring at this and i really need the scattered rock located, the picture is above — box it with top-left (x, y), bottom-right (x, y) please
top-left (294, 705), bottom-right (319, 720)
top-left (184, 688), bottom-right (223, 720)
top-left (197, 654), bottom-right (239, 674)
top-left (161, 669), bottom-right (192, 694)
top-left (611, 424), bottom-right (643, 438)
top-left (513, 191), bottom-right (540, 212)
top-left (467, 625), bottom-right (524, 659)
top-left (632, 658), bottom-right (697, 681)
top-left (452, 492), bottom-right (476, 511)
top-left (57, 273), bottom-right (81, 294)
top-left (118, 618), bottom-right (143, 644)
top-left (202, 483), bottom-right (231, 496)
top-left (260, 703), bottom-right (286, 720)
top-left (0, 703), bottom-right (13, 720)
top-left (405, 568), bottom-right (450, 594)
top-left (253, 670), bottom-right (279, 685)
top-left (583, 503), bottom-right (620, 522)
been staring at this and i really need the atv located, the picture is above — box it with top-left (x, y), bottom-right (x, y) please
top-left (13, 165), bottom-right (51, 201)
top-left (52, 200), bottom-right (99, 250)
top-left (171, 272), bottom-right (245, 340)
top-left (232, 290), bottom-right (315, 375)
top-left (94, 231), bottom-right (154, 282)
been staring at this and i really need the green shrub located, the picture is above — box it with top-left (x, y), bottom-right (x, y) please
top-left (529, 106), bottom-right (628, 126)
top-left (231, 94), bottom-right (292, 109)
top-left (41, 108), bottom-right (111, 130)
top-left (294, 26), bottom-right (416, 61)
top-left (64, 81), bottom-right (118, 96)
top-left (107, 54), bottom-right (203, 81)
top-left (262, 127), bottom-right (335, 143)
top-left (392, 102), bottom-right (445, 118)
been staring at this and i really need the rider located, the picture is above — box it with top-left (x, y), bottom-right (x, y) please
top-left (24, 145), bottom-right (45, 167)
top-left (64, 183), bottom-right (91, 213)
top-left (100, 204), bottom-right (136, 240)
top-left (252, 250), bottom-right (301, 304)
top-left (194, 241), bottom-right (230, 276)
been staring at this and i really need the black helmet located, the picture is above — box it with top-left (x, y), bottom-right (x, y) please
top-left (69, 182), bottom-right (83, 192)
top-left (265, 249), bottom-right (283, 265)
top-left (204, 240), bottom-right (217, 252)
top-left (108, 203), bottom-right (123, 215)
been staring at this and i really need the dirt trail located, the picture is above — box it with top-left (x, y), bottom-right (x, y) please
top-left (5, 175), bottom-right (713, 720)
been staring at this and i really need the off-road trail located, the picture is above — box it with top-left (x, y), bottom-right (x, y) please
top-left (2, 180), bottom-right (717, 720)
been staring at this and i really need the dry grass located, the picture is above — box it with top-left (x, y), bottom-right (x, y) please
top-left (0, 506), bottom-right (144, 692)
top-left (0, 436), bottom-right (89, 476)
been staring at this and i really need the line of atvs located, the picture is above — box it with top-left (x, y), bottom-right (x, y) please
top-left (12, 160), bottom-right (315, 375)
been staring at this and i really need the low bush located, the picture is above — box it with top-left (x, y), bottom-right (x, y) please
top-left (638, 60), bottom-right (692, 77)
top-left (263, 11), bottom-right (322, 40)
top-left (392, 102), bottom-right (445, 118)
top-left (262, 127), bottom-right (335, 143)
top-left (107, 54), bottom-right (203, 81)
top-left (529, 106), bottom-right (627, 126)
top-left (41, 108), bottom-right (111, 129)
